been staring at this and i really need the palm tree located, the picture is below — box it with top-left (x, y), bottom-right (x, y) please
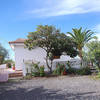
top-left (67, 27), bottom-right (95, 60)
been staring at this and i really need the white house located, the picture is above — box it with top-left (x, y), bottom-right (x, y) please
top-left (9, 38), bottom-right (81, 75)
top-left (9, 38), bottom-right (48, 70)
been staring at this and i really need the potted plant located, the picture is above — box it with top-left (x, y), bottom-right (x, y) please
top-left (52, 50), bottom-right (61, 59)
top-left (39, 66), bottom-right (45, 77)
top-left (63, 68), bottom-right (67, 75)
top-left (6, 63), bottom-right (11, 68)
top-left (53, 56), bottom-right (60, 59)
top-left (12, 64), bottom-right (15, 70)
top-left (60, 64), bottom-right (67, 75)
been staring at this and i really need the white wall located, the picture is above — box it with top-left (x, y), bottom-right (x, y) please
top-left (13, 43), bottom-right (81, 72)
top-left (0, 64), bottom-right (6, 69)
top-left (14, 44), bottom-right (46, 70)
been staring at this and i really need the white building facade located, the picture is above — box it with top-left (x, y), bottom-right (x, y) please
top-left (9, 38), bottom-right (81, 76)
top-left (9, 38), bottom-right (47, 70)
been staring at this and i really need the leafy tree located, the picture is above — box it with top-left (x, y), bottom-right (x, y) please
top-left (3, 59), bottom-right (15, 68)
top-left (0, 44), bottom-right (8, 64)
top-left (25, 25), bottom-right (78, 72)
top-left (67, 27), bottom-right (95, 60)
top-left (84, 40), bottom-right (100, 68)
top-left (3, 59), bottom-right (14, 64)
top-left (95, 50), bottom-right (100, 69)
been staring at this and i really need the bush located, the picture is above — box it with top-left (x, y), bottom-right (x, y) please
top-left (95, 67), bottom-right (100, 78)
top-left (67, 67), bottom-right (91, 75)
top-left (66, 61), bottom-right (77, 74)
top-left (66, 67), bottom-right (77, 74)
top-left (96, 72), bottom-right (100, 78)
top-left (23, 74), bottom-right (32, 80)
top-left (31, 63), bottom-right (40, 77)
top-left (78, 67), bottom-right (91, 75)
top-left (6, 63), bottom-right (12, 68)
top-left (66, 61), bottom-right (91, 75)
top-left (40, 66), bottom-right (45, 77)
top-left (53, 63), bottom-right (66, 75)
top-left (32, 71), bottom-right (40, 77)
top-left (29, 63), bottom-right (45, 77)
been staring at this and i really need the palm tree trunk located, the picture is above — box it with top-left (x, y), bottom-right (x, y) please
top-left (79, 48), bottom-right (83, 67)
top-left (79, 49), bottom-right (82, 59)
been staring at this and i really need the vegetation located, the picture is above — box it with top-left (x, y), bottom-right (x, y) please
top-left (30, 63), bottom-right (40, 77)
top-left (66, 64), bottom-right (91, 75)
top-left (3, 59), bottom-right (14, 64)
top-left (26, 62), bottom-right (45, 77)
top-left (53, 61), bottom-right (91, 76)
top-left (3, 59), bottom-right (15, 68)
top-left (39, 66), bottom-right (45, 77)
top-left (0, 43), bottom-right (8, 64)
top-left (84, 40), bottom-right (100, 68)
top-left (67, 27), bottom-right (95, 63)
top-left (0, 24), bottom-right (96, 78)
top-left (25, 25), bottom-right (78, 73)
top-left (53, 63), bottom-right (66, 75)
top-left (95, 50), bottom-right (100, 69)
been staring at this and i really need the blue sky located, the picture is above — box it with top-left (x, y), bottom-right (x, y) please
top-left (0, 0), bottom-right (100, 60)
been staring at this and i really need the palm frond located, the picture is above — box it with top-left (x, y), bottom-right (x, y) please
top-left (68, 27), bottom-right (95, 51)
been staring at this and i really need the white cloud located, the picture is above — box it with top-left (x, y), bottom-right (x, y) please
top-left (26, 0), bottom-right (100, 17)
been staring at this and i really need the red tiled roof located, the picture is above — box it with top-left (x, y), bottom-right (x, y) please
top-left (9, 38), bottom-right (26, 44)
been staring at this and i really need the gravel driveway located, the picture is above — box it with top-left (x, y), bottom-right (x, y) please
top-left (0, 76), bottom-right (100, 100)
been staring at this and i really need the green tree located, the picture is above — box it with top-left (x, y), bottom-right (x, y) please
top-left (95, 50), bottom-right (100, 69)
top-left (84, 40), bottom-right (100, 68)
top-left (67, 27), bottom-right (95, 60)
top-left (3, 59), bottom-right (14, 64)
top-left (3, 59), bottom-right (15, 68)
top-left (0, 44), bottom-right (8, 64)
top-left (25, 25), bottom-right (78, 72)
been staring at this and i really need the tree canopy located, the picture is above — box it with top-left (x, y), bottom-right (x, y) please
top-left (84, 39), bottom-right (100, 68)
top-left (0, 43), bottom-right (8, 64)
top-left (25, 25), bottom-right (78, 72)
top-left (67, 27), bottom-right (95, 59)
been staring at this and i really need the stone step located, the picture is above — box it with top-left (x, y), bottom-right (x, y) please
top-left (9, 71), bottom-right (23, 78)
top-left (90, 68), bottom-right (98, 73)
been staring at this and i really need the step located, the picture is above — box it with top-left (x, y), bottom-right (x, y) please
top-left (9, 71), bottom-right (23, 78)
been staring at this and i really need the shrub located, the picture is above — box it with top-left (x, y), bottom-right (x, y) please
top-left (29, 63), bottom-right (45, 77)
top-left (56, 64), bottom-right (61, 75)
top-left (31, 63), bottom-right (40, 77)
top-left (67, 67), bottom-right (91, 75)
top-left (53, 63), bottom-right (66, 75)
top-left (66, 67), bottom-right (77, 74)
top-left (53, 69), bottom-right (57, 75)
top-left (95, 67), bottom-right (100, 78)
top-left (40, 66), bottom-right (45, 77)
top-left (23, 74), bottom-right (32, 80)
top-left (66, 61), bottom-right (91, 75)
top-left (6, 63), bottom-right (12, 68)
top-left (77, 67), bottom-right (91, 75)
top-left (96, 72), bottom-right (100, 78)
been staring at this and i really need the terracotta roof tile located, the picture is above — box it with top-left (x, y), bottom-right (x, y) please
top-left (9, 38), bottom-right (26, 44)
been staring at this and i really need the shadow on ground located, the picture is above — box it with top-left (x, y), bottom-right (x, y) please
top-left (0, 81), bottom-right (100, 100)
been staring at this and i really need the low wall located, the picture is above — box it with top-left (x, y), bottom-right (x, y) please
top-left (22, 58), bottom-right (81, 76)
top-left (0, 64), bottom-right (6, 69)
top-left (0, 68), bottom-right (8, 82)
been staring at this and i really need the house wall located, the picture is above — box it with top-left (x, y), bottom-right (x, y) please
top-left (12, 43), bottom-right (81, 73)
top-left (14, 44), bottom-right (46, 70)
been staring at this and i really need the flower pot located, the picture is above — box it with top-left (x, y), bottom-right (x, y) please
top-left (63, 69), bottom-right (67, 75)
top-left (12, 66), bottom-right (15, 70)
top-left (53, 56), bottom-right (60, 59)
